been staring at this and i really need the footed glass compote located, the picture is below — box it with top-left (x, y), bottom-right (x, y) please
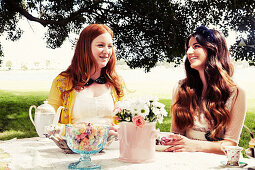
top-left (65, 123), bottom-right (109, 170)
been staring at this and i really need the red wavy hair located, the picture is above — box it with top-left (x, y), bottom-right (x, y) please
top-left (61, 24), bottom-right (124, 98)
top-left (171, 29), bottom-right (238, 140)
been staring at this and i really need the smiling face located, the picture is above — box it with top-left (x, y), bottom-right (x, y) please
top-left (186, 36), bottom-right (208, 71)
top-left (91, 32), bottom-right (113, 69)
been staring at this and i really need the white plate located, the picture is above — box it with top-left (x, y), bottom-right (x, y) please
top-left (220, 161), bottom-right (248, 168)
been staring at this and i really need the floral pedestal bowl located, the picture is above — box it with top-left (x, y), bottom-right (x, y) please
top-left (65, 123), bottom-right (109, 170)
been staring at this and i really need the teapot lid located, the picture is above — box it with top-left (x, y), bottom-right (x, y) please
top-left (36, 100), bottom-right (55, 114)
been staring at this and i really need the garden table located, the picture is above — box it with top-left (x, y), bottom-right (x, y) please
top-left (1, 137), bottom-right (255, 170)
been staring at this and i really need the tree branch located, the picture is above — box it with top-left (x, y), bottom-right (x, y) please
top-left (7, 0), bottom-right (108, 27)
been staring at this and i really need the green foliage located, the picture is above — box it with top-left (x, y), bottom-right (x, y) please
top-left (0, 0), bottom-right (24, 41)
top-left (5, 60), bottom-right (12, 70)
top-left (1, 0), bottom-right (255, 71)
top-left (0, 44), bottom-right (3, 68)
top-left (0, 44), bottom-right (3, 57)
top-left (230, 31), bottom-right (255, 63)
top-left (21, 64), bottom-right (28, 70)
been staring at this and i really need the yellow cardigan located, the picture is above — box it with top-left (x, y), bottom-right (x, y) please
top-left (48, 74), bottom-right (122, 124)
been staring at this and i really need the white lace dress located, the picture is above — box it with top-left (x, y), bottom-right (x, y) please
top-left (71, 88), bottom-right (114, 124)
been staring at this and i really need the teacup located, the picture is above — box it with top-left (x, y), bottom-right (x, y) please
top-left (222, 146), bottom-right (243, 166)
top-left (249, 139), bottom-right (255, 157)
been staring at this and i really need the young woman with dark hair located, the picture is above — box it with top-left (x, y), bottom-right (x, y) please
top-left (166, 26), bottom-right (246, 154)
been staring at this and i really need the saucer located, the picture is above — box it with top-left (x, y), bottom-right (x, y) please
top-left (220, 161), bottom-right (248, 168)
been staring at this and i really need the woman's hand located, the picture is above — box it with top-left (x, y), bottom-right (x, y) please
top-left (164, 134), bottom-right (198, 152)
top-left (108, 124), bottom-right (119, 137)
top-left (107, 124), bottom-right (119, 145)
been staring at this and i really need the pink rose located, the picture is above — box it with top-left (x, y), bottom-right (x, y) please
top-left (132, 115), bottom-right (145, 128)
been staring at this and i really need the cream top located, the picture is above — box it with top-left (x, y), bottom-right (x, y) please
top-left (71, 88), bottom-right (114, 124)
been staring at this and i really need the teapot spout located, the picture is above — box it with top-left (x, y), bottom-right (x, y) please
top-left (53, 106), bottom-right (64, 126)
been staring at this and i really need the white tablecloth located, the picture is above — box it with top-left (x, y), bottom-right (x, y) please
top-left (1, 137), bottom-right (255, 170)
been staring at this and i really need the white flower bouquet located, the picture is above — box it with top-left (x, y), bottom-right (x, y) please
top-left (113, 96), bottom-right (168, 127)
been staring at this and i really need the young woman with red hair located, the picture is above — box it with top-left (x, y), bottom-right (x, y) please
top-left (165, 26), bottom-right (246, 154)
top-left (48, 24), bottom-right (124, 126)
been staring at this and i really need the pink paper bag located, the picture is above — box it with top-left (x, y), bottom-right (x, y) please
top-left (118, 122), bottom-right (157, 163)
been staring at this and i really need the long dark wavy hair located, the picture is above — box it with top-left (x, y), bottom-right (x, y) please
top-left (60, 24), bottom-right (124, 98)
top-left (171, 27), bottom-right (237, 140)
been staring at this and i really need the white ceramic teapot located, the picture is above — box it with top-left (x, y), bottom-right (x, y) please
top-left (29, 100), bottom-right (64, 137)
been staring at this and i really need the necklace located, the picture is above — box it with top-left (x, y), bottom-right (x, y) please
top-left (84, 76), bottom-right (107, 86)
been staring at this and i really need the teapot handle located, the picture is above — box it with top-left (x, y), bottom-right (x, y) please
top-left (53, 106), bottom-right (64, 126)
top-left (29, 105), bottom-right (37, 127)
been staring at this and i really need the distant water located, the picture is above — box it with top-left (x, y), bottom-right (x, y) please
top-left (0, 70), bottom-right (60, 81)
top-left (0, 67), bottom-right (255, 99)
top-left (0, 70), bottom-right (60, 92)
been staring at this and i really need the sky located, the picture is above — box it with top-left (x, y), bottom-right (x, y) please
top-left (0, 18), bottom-right (74, 69)
top-left (0, 17), bottom-right (238, 70)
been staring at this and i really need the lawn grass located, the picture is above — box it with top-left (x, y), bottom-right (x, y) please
top-left (0, 90), bottom-right (254, 156)
top-left (0, 90), bottom-right (48, 140)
